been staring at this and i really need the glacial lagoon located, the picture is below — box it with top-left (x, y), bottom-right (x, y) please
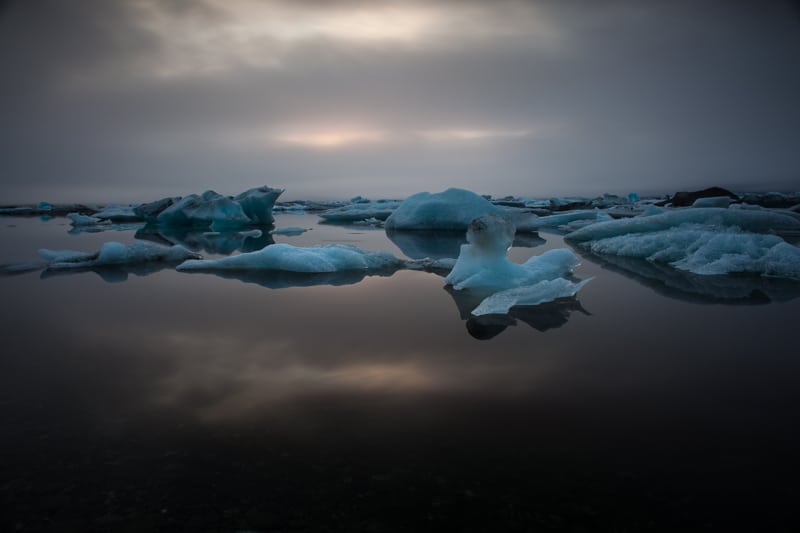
top-left (2, 209), bottom-right (800, 531)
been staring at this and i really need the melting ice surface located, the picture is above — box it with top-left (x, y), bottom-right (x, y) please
top-left (444, 214), bottom-right (590, 315)
top-left (566, 207), bottom-right (800, 279)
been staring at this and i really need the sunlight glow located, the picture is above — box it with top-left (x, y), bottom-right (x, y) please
top-left (273, 130), bottom-right (387, 149)
top-left (130, 0), bottom-right (560, 78)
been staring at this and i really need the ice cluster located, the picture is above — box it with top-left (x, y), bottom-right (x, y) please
top-left (566, 207), bottom-right (800, 279)
top-left (444, 214), bottom-right (590, 315)
top-left (385, 188), bottom-right (502, 231)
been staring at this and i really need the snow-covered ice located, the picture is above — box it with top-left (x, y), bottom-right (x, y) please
top-left (137, 187), bottom-right (283, 229)
top-left (566, 207), bottom-right (800, 279)
top-left (566, 207), bottom-right (800, 242)
top-left (270, 227), bottom-right (309, 236)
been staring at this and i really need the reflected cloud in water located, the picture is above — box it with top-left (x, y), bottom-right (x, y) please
top-left (578, 251), bottom-right (800, 304)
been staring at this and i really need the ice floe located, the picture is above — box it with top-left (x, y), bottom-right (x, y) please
top-left (136, 186), bottom-right (283, 229)
top-left (444, 214), bottom-right (590, 315)
top-left (384, 188), bottom-right (507, 231)
top-left (566, 208), bottom-right (800, 279)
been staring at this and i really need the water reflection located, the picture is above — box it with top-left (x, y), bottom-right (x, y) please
top-left (135, 225), bottom-right (275, 254)
top-left (40, 261), bottom-right (189, 283)
top-left (444, 285), bottom-right (589, 339)
top-left (387, 229), bottom-right (545, 260)
top-left (578, 251), bottom-right (800, 304)
top-left (68, 222), bottom-right (145, 235)
top-left (178, 266), bottom-right (402, 289)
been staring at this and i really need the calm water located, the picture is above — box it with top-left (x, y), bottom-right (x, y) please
top-left (1, 214), bottom-right (799, 531)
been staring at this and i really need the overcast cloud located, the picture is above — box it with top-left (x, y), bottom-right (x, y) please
top-left (1, 0), bottom-right (798, 203)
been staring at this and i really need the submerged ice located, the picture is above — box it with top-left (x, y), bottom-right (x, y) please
top-left (444, 215), bottom-right (590, 315)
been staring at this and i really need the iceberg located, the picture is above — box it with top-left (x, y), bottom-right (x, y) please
top-left (177, 243), bottom-right (404, 274)
top-left (135, 186), bottom-right (283, 229)
top-left (443, 214), bottom-right (590, 315)
top-left (92, 204), bottom-right (142, 222)
top-left (67, 212), bottom-right (108, 227)
top-left (566, 208), bottom-right (800, 279)
top-left (233, 186), bottom-right (284, 225)
top-left (384, 188), bottom-right (506, 231)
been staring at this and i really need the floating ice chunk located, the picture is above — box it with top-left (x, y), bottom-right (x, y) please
top-left (270, 227), bottom-right (308, 236)
top-left (92, 204), bottom-right (142, 222)
top-left (692, 196), bottom-right (730, 208)
top-left (178, 243), bottom-right (403, 273)
top-left (319, 200), bottom-right (401, 222)
top-left (157, 191), bottom-right (251, 229)
top-left (67, 212), bottom-right (108, 226)
top-left (40, 242), bottom-right (200, 270)
top-left (384, 188), bottom-right (505, 231)
top-left (577, 225), bottom-right (800, 279)
top-left (444, 215), bottom-right (581, 292)
top-left (566, 207), bottom-right (800, 243)
top-left (471, 278), bottom-right (593, 316)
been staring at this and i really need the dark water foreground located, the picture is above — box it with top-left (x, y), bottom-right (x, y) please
top-left (1, 215), bottom-right (799, 532)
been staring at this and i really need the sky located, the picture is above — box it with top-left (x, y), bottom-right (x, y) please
top-left (1, 0), bottom-right (799, 203)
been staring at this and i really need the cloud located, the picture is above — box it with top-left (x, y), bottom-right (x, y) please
top-left (126, 0), bottom-right (562, 78)
top-left (0, 0), bottom-right (798, 202)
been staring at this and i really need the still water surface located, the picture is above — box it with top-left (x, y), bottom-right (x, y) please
top-left (1, 214), bottom-right (799, 531)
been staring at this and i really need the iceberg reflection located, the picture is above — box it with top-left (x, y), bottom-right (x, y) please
top-left (578, 251), bottom-right (800, 304)
top-left (445, 285), bottom-right (589, 339)
top-left (135, 225), bottom-right (275, 254)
